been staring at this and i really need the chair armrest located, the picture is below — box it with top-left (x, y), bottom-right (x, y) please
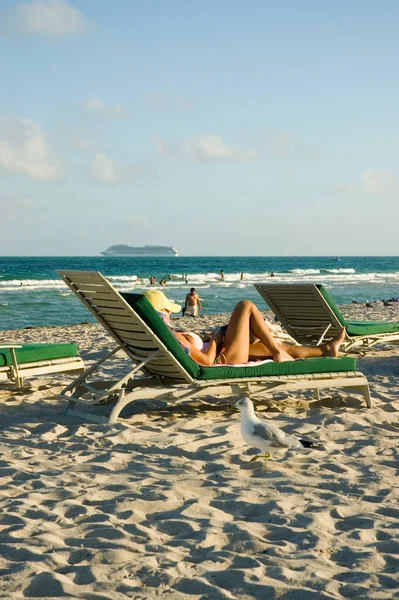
top-left (287, 325), bottom-right (332, 346)
top-left (0, 345), bottom-right (23, 349)
top-left (288, 325), bottom-right (330, 331)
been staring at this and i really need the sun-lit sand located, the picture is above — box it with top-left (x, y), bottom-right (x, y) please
top-left (0, 304), bottom-right (398, 599)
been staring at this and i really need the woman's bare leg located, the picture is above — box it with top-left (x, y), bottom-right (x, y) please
top-left (248, 328), bottom-right (346, 360)
top-left (223, 300), bottom-right (294, 363)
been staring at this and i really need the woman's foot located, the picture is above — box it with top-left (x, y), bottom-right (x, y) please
top-left (322, 328), bottom-right (346, 357)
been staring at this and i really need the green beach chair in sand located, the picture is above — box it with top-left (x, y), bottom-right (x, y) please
top-left (255, 283), bottom-right (399, 352)
top-left (56, 270), bottom-right (372, 423)
top-left (0, 343), bottom-right (84, 388)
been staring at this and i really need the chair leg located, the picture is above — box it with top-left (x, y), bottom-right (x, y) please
top-left (64, 400), bottom-right (77, 415)
top-left (349, 381), bottom-right (373, 409)
top-left (10, 348), bottom-right (23, 388)
top-left (363, 382), bottom-right (373, 408)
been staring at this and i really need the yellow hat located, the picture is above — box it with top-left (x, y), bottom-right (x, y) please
top-left (145, 289), bottom-right (181, 313)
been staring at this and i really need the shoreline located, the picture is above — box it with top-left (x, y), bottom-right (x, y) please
top-left (2, 254), bottom-right (399, 332)
top-left (2, 301), bottom-right (399, 338)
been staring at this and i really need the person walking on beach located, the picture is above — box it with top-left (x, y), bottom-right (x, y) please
top-left (185, 287), bottom-right (202, 317)
top-left (146, 291), bottom-right (345, 367)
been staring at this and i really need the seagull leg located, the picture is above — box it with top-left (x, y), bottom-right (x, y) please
top-left (249, 455), bottom-right (262, 463)
top-left (249, 452), bottom-right (270, 467)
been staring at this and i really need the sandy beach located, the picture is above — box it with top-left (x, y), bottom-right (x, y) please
top-left (1, 303), bottom-right (398, 599)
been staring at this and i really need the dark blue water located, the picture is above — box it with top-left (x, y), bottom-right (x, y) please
top-left (0, 256), bottom-right (398, 330)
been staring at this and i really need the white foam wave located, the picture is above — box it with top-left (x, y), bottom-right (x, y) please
top-left (290, 268), bottom-right (320, 274)
top-left (0, 279), bottom-right (66, 291)
top-left (325, 268), bottom-right (356, 274)
top-left (108, 275), bottom-right (139, 282)
top-left (0, 270), bottom-right (398, 295)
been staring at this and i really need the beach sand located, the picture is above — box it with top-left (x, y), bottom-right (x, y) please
top-left (0, 304), bottom-right (398, 599)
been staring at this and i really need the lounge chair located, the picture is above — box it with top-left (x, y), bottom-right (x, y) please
top-left (56, 270), bottom-right (372, 423)
top-left (255, 283), bottom-right (399, 352)
top-left (0, 343), bottom-right (84, 388)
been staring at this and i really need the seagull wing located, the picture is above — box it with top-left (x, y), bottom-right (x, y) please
top-left (250, 418), bottom-right (323, 451)
top-left (252, 422), bottom-right (295, 448)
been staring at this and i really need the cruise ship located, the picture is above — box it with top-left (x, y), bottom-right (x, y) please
top-left (101, 244), bottom-right (179, 257)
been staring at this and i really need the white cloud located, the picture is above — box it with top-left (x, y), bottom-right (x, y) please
top-left (0, 117), bottom-right (64, 180)
top-left (92, 153), bottom-right (116, 184)
top-left (90, 152), bottom-right (154, 185)
top-left (362, 169), bottom-right (397, 195)
top-left (326, 169), bottom-right (398, 197)
top-left (154, 134), bottom-right (258, 163)
top-left (154, 129), bottom-right (310, 164)
top-left (85, 96), bottom-right (128, 119)
top-left (1, 0), bottom-right (90, 36)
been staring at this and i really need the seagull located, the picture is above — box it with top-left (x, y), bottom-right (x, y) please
top-left (235, 397), bottom-right (324, 467)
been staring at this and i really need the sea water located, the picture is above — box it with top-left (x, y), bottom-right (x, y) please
top-left (0, 256), bottom-right (398, 330)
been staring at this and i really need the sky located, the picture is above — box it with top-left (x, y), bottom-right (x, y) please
top-left (0, 0), bottom-right (398, 256)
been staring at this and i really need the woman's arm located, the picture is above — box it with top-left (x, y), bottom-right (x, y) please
top-left (174, 330), bottom-right (223, 366)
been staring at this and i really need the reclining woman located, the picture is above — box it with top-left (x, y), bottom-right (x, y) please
top-left (145, 290), bottom-right (345, 367)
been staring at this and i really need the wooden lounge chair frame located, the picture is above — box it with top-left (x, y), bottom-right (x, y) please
top-left (255, 283), bottom-right (399, 352)
top-left (0, 344), bottom-right (85, 388)
top-left (57, 271), bottom-right (372, 424)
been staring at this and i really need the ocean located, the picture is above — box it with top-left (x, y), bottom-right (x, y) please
top-left (0, 256), bottom-right (398, 331)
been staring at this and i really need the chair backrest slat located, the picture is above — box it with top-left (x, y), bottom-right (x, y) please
top-left (57, 270), bottom-right (194, 382)
top-left (255, 283), bottom-right (344, 344)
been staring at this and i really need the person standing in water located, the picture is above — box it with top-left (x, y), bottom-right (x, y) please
top-left (185, 287), bottom-right (202, 317)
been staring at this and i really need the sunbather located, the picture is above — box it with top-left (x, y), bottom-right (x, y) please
top-left (145, 290), bottom-right (346, 367)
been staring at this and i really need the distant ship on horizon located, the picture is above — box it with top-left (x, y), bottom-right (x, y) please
top-left (100, 244), bottom-right (179, 257)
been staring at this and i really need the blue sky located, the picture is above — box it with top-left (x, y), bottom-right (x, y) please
top-left (0, 0), bottom-right (398, 255)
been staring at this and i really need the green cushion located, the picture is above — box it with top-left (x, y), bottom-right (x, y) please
top-left (0, 343), bottom-right (78, 367)
top-left (198, 356), bottom-right (357, 380)
top-left (346, 321), bottom-right (399, 335)
top-left (121, 293), bottom-right (201, 379)
top-left (317, 285), bottom-right (347, 326)
top-left (318, 285), bottom-right (399, 335)
top-left (121, 294), bottom-right (357, 381)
